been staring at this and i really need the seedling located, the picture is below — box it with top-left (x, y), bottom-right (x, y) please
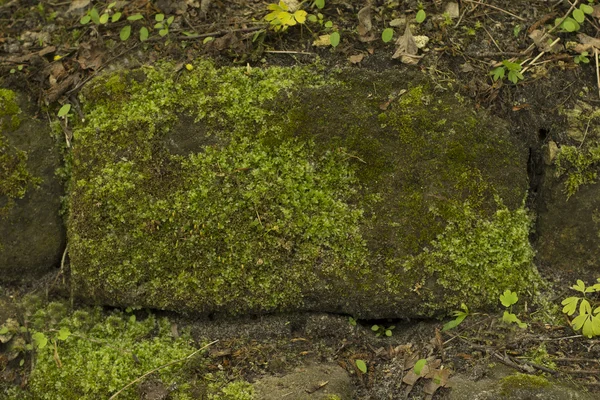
top-left (442, 303), bottom-right (470, 331)
top-left (562, 278), bottom-right (600, 338)
top-left (554, 3), bottom-right (594, 32)
top-left (355, 359), bottom-right (367, 373)
top-left (574, 51), bottom-right (590, 64)
top-left (371, 324), bottom-right (394, 337)
top-left (500, 289), bottom-right (527, 329)
top-left (382, 28), bottom-right (394, 43)
top-left (490, 60), bottom-right (524, 84)
top-left (416, 9), bottom-right (426, 24)
top-left (264, 1), bottom-right (308, 31)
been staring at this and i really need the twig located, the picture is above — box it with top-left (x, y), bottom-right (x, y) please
top-left (462, 0), bottom-right (526, 21)
top-left (264, 50), bottom-right (317, 55)
top-left (482, 25), bottom-right (503, 53)
top-left (521, 38), bottom-right (561, 74)
top-left (596, 47), bottom-right (600, 99)
top-left (109, 340), bottom-right (219, 399)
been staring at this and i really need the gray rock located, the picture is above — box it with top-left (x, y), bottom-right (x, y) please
top-left (0, 89), bottom-right (65, 283)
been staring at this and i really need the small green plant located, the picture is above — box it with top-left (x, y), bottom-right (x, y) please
top-left (490, 60), bottom-right (524, 84)
top-left (307, 12), bottom-right (333, 29)
top-left (416, 9), bottom-right (426, 24)
top-left (9, 65), bottom-right (24, 74)
top-left (312, 0), bottom-right (325, 9)
top-left (265, 1), bottom-right (308, 31)
top-left (574, 51), bottom-right (590, 64)
top-left (500, 289), bottom-right (527, 329)
top-left (348, 316), bottom-right (357, 326)
top-left (555, 3), bottom-right (594, 32)
top-left (414, 358), bottom-right (427, 374)
top-left (79, 1), bottom-right (145, 42)
top-left (330, 31), bottom-right (340, 47)
top-left (382, 28), bottom-right (394, 43)
top-left (355, 359), bottom-right (367, 373)
top-left (562, 279), bottom-right (600, 338)
top-left (371, 324), bottom-right (394, 337)
top-left (153, 13), bottom-right (175, 37)
top-left (442, 303), bottom-right (470, 331)
top-left (57, 103), bottom-right (71, 118)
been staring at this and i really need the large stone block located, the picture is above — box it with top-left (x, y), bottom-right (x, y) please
top-left (68, 62), bottom-right (538, 317)
top-left (0, 89), bottom-right (66, 283)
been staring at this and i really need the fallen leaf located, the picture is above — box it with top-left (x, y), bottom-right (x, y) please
top-left (349, 54), bottom-right (365, 64)
top-left (402, 370), bottom-right (421, 386)
top-left (392, 23), bottom-right (422, 64)
top-left (528, 29), bottom-right (561, 53)
top-left (593, 4), bottom-right (600, 19)
top-left (444, 2), bottom-right (460, 19)
top-left (67, 0), bottom-right (90, 14)
top-left (77, 41), bottom-right (105, 71)
top-left (574, 33), bottom-right (600, 53)
top-left (357, 5), bottom-right (372, 37)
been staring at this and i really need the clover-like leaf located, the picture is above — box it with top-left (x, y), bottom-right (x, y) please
top-left (416, 9), bottom-right (426, 23)
top-left (500, 290), bottom-right (518, 307)
top-left (562, 296), bottom-right (580, 316)
top-left (57, 327), bottom-right (71, 341)
top-left (294, 10), bottom-right (307, 24)
top-left (140, 27), bottom-right (149, 41)
top-left (581, 4), bottom-right (594, 14)
top-left (573, 8), bottom-right (585, 23)
top-left (32, 332), bottom-right (48, 349)
top-left (57, 104), bottom-right (71, 117)
top-left (120, 25), bottom-right (131, 41)
top-left (330, 31), bottom-right (340, 47)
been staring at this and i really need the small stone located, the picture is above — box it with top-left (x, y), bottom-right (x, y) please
top-left (543, 141), bottom-right (559, 165)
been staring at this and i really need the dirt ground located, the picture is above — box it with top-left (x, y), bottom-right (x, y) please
top-left (2, 0), bottom-right (600, 399)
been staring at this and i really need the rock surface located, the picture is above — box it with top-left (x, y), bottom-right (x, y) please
top-left (0, 88), bottom-right (65, 283)
top-left (67, 61), bottom-right (539, 318)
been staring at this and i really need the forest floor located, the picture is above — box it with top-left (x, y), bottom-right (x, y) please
top-left (2, 1), bottom-right (600, 399)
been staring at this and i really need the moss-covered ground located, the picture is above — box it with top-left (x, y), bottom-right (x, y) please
top-left (67, 60), bottom-right (540, 318)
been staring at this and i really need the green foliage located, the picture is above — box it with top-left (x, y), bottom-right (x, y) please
top-left (57, 103), bottom-right (71, 118)
top-left (355, 359), bottom-right (367, 373)
top-left (154, 13), bottom-right (175, 37)
top-left (348, 316), bottom-right (357, 326)
top-left (307, 12), bottom-right (332, 28)
top-left (554, 145), bottom-right (600, 198)
top-left (416, 9), bottom-right (426, 24)
top-left (414, 359), bottom-right (427, 375)
top-left (330, 31), bottom-right (340, 47)
top-left (382, 28), bottom-right (394, 43)
top-left (264, 1), bottom-right (308, 31)
top-left (312, 0), bottom-right (325, 9)
top-left (500, 289), bottom-right (527, 329)
top-left (490, 60), bottom-right (524, 84)
top-left (371, 324), bottom-right (395, 337)
top-left (574, 51), bottom-right (590, 64)
top-left (555, 3), bottom-right (594, 32)
top-left (561, 278), bottom-right (600, 338)
top-left (442, 303), bottom-right (469, 331)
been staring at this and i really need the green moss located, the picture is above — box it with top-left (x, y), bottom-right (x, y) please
top-left (555, 145), bottom-right (600, 198)
top-left (69, 62), bottom-right (538, 317)
top-left (500, 373), bottom-right (550, 395)
top-left (0, 88), bottom-right (21, 131)
top-left (3, 301), bottom-right (253, 400)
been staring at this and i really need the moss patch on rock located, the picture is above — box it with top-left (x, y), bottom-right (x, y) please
top-left (0, 88), bottom-right (39, 217)
top-left (68, 61), bottom-right (539, 318)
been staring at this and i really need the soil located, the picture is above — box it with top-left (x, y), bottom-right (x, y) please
top-left (2, 0), bottom-right (600, 398)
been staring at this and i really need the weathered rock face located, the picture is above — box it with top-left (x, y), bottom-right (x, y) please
top-left (0, 89), bottom-right (65, 283)
top-left (68, 61), bottom-right (539, 318)
top-left (535, 101), bottom-right (600, 283)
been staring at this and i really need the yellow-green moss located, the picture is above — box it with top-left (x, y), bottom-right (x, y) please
top-left (0, 88), bottom-right (21, 131)
top-left (555, 145), bottom-right (600, 198)
top-left (68, 61), bottom-right (538, 317)
top-left (500, 373), bottom-right (550, 396)
top-left (2, 301), bottom-right (254, 400)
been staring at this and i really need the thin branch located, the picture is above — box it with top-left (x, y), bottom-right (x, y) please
top-left (462, 0), bottom-right (526, 21)
top-left (109, 340), bottom-right (219, 400)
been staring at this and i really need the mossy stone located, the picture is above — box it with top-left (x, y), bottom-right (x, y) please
top-left (68, 61), bottom-right (539, 318)
top-left (0, 89), bottom-right (66, 283)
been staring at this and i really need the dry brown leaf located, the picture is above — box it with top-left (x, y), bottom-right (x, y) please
top-left (574, 33), bottom-right (600, 53)
top-left (528, 29), bottom-right (561, 53)
top-left (357, 5), bottom-right (372, 36)
top-left (77, 41), bottom-right (104, 71)
top-left (593, 4), bottom-right (600, 18)
top-left (402, 370), bottom-right (421, 386)
top-left (392, 23), bottom-right (421, 64)
top-left (348, 54), bottom-right (365, 64)
top-left (67, 0), bottom-right (90, 14)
